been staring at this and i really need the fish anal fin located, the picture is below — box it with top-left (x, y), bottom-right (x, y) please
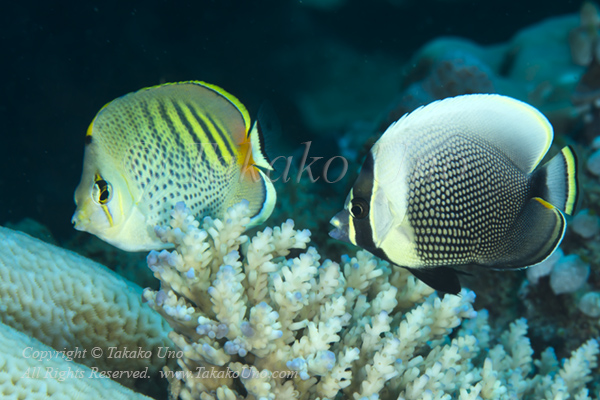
top-left (491, 197), bottom-right (565, 269)
top-left (406, 266), bottom-right (462, 295)
top-left (233, 168), bottom-right (276, 228)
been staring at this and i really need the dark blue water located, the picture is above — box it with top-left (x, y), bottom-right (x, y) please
top-left (0, 0), bottom-right (580, 242)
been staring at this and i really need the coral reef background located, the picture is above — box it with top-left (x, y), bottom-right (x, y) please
top-left (2, 0), bottom-right (600, 399)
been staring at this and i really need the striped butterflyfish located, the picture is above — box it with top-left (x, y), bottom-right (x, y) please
top-left (72, 81), bottom-right (276, 251)
top-left (329, 94), bottom-right (578, 294)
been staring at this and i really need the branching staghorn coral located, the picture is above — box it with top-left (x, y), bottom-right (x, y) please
top-left (144, 201), bottom-right (600, 400)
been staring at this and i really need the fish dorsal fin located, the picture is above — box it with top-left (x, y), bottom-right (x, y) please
top-left (181, 81), bottom-right (252, 134)
top-left (386, 94), bottom-right (553, 173)
top-left (134, 81), bottom-right (252, 145)
top-left (189, 81), bottom-right (251, 146)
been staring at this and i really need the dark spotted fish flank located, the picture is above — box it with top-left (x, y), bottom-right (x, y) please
top-left (329, 94), bottom-right (579, 294)
top-left (407, 134), bottom-right (529, 266)
top-left (115, 88), bottom-right (237, 228)
top-left (72, 81), bottom-right (276, 252)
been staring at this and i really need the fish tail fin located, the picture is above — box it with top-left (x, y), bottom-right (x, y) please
top-left (533, 146), bottom-right (579, 215)
top-left (247, 103), bottom-right (279, 171)
top-left (235, 167), bottom-right (277, 228)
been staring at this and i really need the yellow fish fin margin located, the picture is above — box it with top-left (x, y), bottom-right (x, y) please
top-left (248, 120), bottom-right (273, 171)
top-left (147, 81), bottom-right (252, 132)
top-left (85, 80), bottom-right (252, 144)
top-left (561, 146), bottom-right (579, 215)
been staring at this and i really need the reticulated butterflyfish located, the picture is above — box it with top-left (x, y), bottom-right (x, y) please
top-left (330, 94), bottom-right (579, 294)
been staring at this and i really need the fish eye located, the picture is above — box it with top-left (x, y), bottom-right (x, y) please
top-left (93, 174), bottom-right (113, 205)
top-left (350, 198), bottom-right (369, 219)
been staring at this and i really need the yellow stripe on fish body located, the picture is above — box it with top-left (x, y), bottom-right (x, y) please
top-left (72, 81), bottom-right (276, 251)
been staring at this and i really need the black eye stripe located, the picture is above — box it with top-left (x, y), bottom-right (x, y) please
top-left (94, 177), bottom-right (111, 204)
top-left (99, 186), bottom-right (109, 202)
top-left (350, 198), bottom-right (369, 219)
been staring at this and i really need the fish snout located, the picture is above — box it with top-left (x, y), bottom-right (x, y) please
top-left (329, 209), bottom-right (351, 243)
top-left (71, 210), bottom-right (88, 231)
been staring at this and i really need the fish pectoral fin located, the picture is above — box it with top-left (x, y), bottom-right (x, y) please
top-left (405, 266), bottom-right (462, 295)
top-left (491, 197), bottom-right (566, 270)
